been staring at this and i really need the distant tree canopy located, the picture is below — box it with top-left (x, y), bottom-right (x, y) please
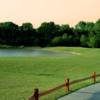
top-left (0, 19), bottom-right (100, 48)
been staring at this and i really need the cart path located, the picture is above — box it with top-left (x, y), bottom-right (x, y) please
top-left (58, 83), bottom-right (100, 100)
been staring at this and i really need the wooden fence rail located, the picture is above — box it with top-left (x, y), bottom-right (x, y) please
top-left (28, 72), bottom-right (100, 100)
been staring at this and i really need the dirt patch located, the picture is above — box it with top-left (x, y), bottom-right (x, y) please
top-left (71, 52), bottom-right (81, 55)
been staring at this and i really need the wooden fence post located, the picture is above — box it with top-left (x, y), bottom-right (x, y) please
top-left (92, 72), bottom-right (96, 84)
top-left (28, 88), bottom-right (39, 100)
top-left (65, 78), bottom-right (70, 92)
top-left (34, 88), bottom-right (39, 100)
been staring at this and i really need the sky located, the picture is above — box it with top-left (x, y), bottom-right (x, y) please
top-left (0, 0), bottom-right (100, 27)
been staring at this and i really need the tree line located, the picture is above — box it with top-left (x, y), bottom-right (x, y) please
top-left (0, 19), bottom-right (100, 48)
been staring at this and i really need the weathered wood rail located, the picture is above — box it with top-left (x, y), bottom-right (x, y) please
top-left (28, 72), bottom-right (100, 100)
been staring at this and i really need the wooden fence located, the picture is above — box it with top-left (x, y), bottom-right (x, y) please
top-left (28, 72), bottom-right (100, 100)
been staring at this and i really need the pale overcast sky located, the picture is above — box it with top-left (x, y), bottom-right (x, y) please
top-left (0, 0), bottom-right (99, 27)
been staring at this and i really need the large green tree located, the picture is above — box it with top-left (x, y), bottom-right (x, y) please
top-left (19, 22), bottom-right (37, 46)
top-left (37, 22), bottom-right (60, 46)
top-left (0, 22), bottom-right (19, 45)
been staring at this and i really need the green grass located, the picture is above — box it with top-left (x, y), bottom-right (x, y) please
top-left (0, 47), bottom-right (100, 100)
